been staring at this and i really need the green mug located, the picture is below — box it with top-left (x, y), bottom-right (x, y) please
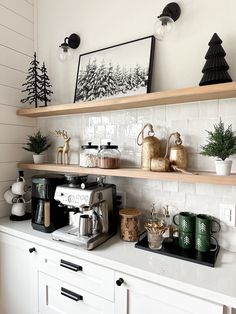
top-left (173, 212), bottom-right (196, 233)
top-left (178, 231), bottom-right (194, 249)
top-left (196, 214), bottom-right (221, 235)
top-left (195, 234), bottom-right (218, 252)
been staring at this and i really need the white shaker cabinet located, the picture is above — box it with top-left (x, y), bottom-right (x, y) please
top-left (0, 227), bottom-right (231, 314)
top-left (114, 272), bottom-right (224, 314)
top-left (0, 233), bottom-right (38, 314)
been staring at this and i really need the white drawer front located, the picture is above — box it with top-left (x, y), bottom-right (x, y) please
top-left (38, 247), bottom-right (114, 301)
top-left (39, 272), bottom-right (114, 314)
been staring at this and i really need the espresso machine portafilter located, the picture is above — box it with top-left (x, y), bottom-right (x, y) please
top-left (52, 177), bottom-right (117, 250)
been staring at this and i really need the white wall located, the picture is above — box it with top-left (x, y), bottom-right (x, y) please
top-left (36, 0), bottom-right (236, 251)
top-left (0, 0), bottom-right (36, 217)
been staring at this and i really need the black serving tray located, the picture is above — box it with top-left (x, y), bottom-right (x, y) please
top-left (135, 233), bottom-right (220, 267)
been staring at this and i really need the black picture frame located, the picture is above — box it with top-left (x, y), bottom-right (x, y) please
top-left (74, 35), bottom-right (155, 103)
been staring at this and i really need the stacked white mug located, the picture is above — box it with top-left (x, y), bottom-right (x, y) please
top-left (3, 176), bottom-right (29, 217)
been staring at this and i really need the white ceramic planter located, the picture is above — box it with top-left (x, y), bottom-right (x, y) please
top-left (33, 154), bottom-right (45, 164)
top-left (215, 159), bottom-right (233, 175)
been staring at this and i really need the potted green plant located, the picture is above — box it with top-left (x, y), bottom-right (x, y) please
top-left (201, 119), bottom-right (236, 175)
top-left (22, 130), bottom-right (51, 164)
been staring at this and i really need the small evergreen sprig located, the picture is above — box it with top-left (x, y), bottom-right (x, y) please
top-left (22, 130), bottom-right (51, 155)
top-left (201, 119), bottom-right (236, 161)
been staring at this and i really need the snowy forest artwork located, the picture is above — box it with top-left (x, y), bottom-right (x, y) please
top-left (74, 36), bottom-right (154, 102)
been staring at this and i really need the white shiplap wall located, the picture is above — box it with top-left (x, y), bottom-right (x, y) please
top-left (0, 0), bottom-right (36, 217)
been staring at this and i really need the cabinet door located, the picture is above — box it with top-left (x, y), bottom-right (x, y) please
top-left (39, 272), bottom-right (114, 314)
top-left (0, 232), bottom-right (38, 314)
top-left (115, 272), bottom-right (223, 314)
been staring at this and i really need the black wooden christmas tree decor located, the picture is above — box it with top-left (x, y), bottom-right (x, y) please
top-left (39, 62), bottom-right (53, 107)
top-left (21, 52), bottom-right (42, 108)
top-left (199, 33), bottom-right (232, 86)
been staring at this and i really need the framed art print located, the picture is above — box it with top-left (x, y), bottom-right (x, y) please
top-left (74, 36), bottom-right (155, 102)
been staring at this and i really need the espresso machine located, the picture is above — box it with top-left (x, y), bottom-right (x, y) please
top-left (31, 174), bottom-right (68, 232)
top-left (52, 176), bottom-right (117, 250)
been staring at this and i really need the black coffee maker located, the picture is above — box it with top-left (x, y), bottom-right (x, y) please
top-left (31, 174), bottom-right (68, 233)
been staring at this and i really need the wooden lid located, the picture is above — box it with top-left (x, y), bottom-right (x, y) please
top-left (119, 208), bottom-right (141, 217)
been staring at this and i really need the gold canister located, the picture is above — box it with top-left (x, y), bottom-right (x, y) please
top-left (119, 209), bottom-right (141, 242)
top-left (137, 123), bottom-right (160, 170)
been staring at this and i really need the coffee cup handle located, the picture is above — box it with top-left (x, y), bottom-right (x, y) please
top-left (173, 214), bottom-right (179, 226)
top-left (210, 235), bottom-right (219, 252)
top-left (211, 219), bottom-right (221, 233)
top-left (17, 176), bottom-right (25, 183)
top-left (17, 197), bottom-right (25, 204)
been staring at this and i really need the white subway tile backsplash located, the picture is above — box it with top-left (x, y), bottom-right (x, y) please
top-left (89, 114), bottom-right (102, 126)
top-left (196, 183), bottom-right (233, 197)
top-left (162, 181), bottom-right (178, 192)
top-left (178, 182), bottom-right (196, 194)
top-left (151, 106), bottom-right (166, 122)
top-left (136, 107), bottom-right (154, 124)
top-left (166, 104), bottom-right (181, 121)
top-left (198, 100), bottom-right (219, 119)
top-left (105, 124), bottom-right (117, 137)
top-left (180, 102), bottom-right (199, 119)
top-left (170, 120), bottom-right (188, 135)
top-left (94, 125), bottom-right (105, 138)
top-left (219, 98), bottom-right (236, 117)
top-left (185, 193), bottom-right (219, 213)
top-left (168, 191), bottom-right (186, 209)
top-left (101, 113), bottom-right (111, 124)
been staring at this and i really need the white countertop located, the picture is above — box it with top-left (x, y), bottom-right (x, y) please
top-left (0, 217), bottom-right (236, 308)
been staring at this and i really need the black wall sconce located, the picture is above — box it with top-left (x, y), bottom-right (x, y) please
top-left (154, 2), bottom-right (181, 41)
top-left (58, 33), bottom-right (81, 62)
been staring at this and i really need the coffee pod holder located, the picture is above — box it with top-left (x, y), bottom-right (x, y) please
top-left (3, 171), bottom-right (31, 221)
top-left (135, 231), bottom-right (220, 267)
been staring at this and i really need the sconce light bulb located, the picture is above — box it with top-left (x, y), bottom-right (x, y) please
top-left (153, 16), bottom-right (174, 41)
top-left (57, 45), bottom-right (73, 62)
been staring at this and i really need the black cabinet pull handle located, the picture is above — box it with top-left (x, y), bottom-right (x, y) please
top-left (60, 259), bottom-right (83, 272)
top-left (61, 287), bottom-right (83, 302)
top-left (116, 278), bottom-right (124, 286)
top-left (29, 247), bottom-right (36, 253)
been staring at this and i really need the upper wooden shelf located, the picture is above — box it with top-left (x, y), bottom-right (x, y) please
top-left (16, 82), bottom-right (236, 118)
top-left (18, 163), bottom-right (236, 185)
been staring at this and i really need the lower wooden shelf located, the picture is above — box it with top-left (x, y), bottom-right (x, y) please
top-left (17, 163), bottom-right (236, 185)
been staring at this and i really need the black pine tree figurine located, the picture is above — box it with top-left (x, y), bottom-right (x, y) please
top-left (199, 33), bottom-right (232, 86)
top-left (21, 52), bottom-right (42, 108)
top-left (39, 62), bottom-right (53, 107)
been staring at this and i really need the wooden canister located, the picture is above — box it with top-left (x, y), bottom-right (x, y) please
top-left (119, 209), bottom-right (141, 242)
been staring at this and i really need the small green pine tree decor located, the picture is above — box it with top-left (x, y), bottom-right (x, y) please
top-left (22, 130), bottom-right (51, 155)
top-left (201, 119), bottom-right (236, 161)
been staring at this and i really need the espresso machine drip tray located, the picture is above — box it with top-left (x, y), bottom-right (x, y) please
top-left (52, 225), bottom-right (113, 249)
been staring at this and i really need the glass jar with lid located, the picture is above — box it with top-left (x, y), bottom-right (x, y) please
top-left (80, 142), bottom-right (98, 168)
top-left (98, 142), bottom-right (121, 169)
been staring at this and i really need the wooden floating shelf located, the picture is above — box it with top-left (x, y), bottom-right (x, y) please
top-left (17, 82), bottom-right (236, 118)
top-left (18, 163), bottom-right (236, 186)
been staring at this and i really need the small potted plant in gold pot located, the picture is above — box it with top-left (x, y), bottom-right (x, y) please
top-left (22, 130), bottom-right (51, 164)
top-left (201, 119), bottom-right (236, 175)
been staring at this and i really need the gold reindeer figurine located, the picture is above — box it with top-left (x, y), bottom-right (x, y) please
top-left (53, 130), bottom-right (71, 164)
